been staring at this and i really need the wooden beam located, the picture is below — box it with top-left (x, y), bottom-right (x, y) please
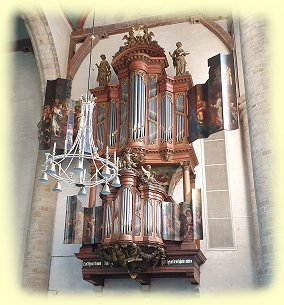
top-left (199, 18), bottom-right (234, 51)
top-left (77, 12), bottom-right (89, 29)
top-left (67, 35), bottom-right (100, 79)
top-left (71, 15), bottom-right (191, 42)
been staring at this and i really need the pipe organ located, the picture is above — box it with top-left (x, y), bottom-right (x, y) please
top-left (76, 26), bottom-right (206, 286)
top-left (91, 39), bottom-right (197, 164)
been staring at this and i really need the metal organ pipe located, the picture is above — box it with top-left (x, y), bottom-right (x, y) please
top-left (130, 78), bottom-right (133, 140)
top-left (180, 114), bottom-right (182, 142)
top-left (135, 192), bottom-right (141, 235)
top-left (121, 189), bottom-right (125, 234)
top-left (110, 104), bottom-right (114, 146)
top-left (181, 115), bottom-right (184, 140)
top-left (141, 78), bottom-right (146, 139)
top-left (136, 75), bottom-right (140, 140)
top-left (161, 98), bottom-right (164, 142)
top-left (127, 188), bottom-right (133, 233)
top-left (108, 105), bottom-right (112, 147)
top-left (163, 98), bottom-right (166, 142)
top-left (156, 201), bottom-right (161, 237)
top-left (147, 200), bottom-right (149, 235)
top-left (110, 103), bottom-right (116, 147)
top-left (125, 188), bottom-right (129, 233)
top-left (143, 200), bottom-right (147, 235)
top-left (168, 101), bottom-right (169, 142)
top-left (114, 104), bottom-right (117, 146)
top-left (129, 73), bottom-right (146, 141)
top-left (177, 114), bottom-right (181, 142)
top-left (125, 188), bottom-right (128, 234)
top-left (137, 75), bottom-right (141, 140)
top-left (170, 98), bottom-right (172, 142)
top-left (114, 196), bottom-right (119, 236)
top-left (133, 76), bottom-right (137, 140)
top-left (139, 76), bottom-right (142, 139)
top-left (144, 199), bottom-right (153, 236)
top-left (149, 200), bottom-right (152, 234)
top-left (105, 204), bottom-right (108, 236)
top-left (137, 75), bottom-right (140, 139)
top-left (166, 97), bottom-right (169, 142)
top-left (105, 204), bottom-right (112, 237)
top-left (160, 100), bottom-right (163, 142)
top-left (176, 113), bottom-right (179, 142)
top-left (120, 80), bottom-right (128, 146)
top-left (166, 97), bottom-right (168, 142)
top-left (146, 200), bottom-right (148, 235)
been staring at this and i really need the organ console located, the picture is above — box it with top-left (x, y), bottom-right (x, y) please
top-left (75, 26), bottom-right (206, 286)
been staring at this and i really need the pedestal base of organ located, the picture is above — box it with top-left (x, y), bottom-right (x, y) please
top-left (76, 243), bottom-right (206, 286)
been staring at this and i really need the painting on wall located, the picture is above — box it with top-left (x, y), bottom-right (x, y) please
top-left (82, 206), bottom-right (103, 244)
top-left (192, 189), bottom-right (203, 240)
top-left (151, 165), bottom-right (180, 193)
top-left (181, 201), bottom-right (193, 239)
top-left (38, 78), bottom-right (77, 151)
top-left (161, 201), bottom-right (183, 241)
top-left (63, 195), bottom-right (84, 244)
top-left (188, 53), bottom-right (238, 143)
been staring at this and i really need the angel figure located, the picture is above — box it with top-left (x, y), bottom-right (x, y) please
top-left (135, 25), bottom-right (144, 43)
top-left (142, 27), bottom-right (154, 44)
top-left (141, 165), bottom-right (158, 184)
top-left (169, 42), bottom-right (190, 76)
top-left (123, 27), bottom-right (136, 46)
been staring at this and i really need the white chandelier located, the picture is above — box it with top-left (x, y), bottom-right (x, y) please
top-left (38, 94), bottom-right (120, 196)
top-left (38, 11), bottom-right (120, 196)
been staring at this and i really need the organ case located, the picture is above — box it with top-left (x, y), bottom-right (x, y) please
top-left (76, 29), bottom-right (206, 286)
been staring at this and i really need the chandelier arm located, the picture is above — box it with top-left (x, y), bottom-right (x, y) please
top-left (44, 158), bottom-right (76, 185)
top-left (80, 107), bottom-right (88, 154)
top-left (48, 173), bottom-right (77, 186)
top-left (53, 139), bottom-right (80, 175)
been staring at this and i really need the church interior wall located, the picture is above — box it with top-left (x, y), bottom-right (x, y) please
top-left (10, 51), bottom-right (42, 285)
top-left (8, 7), bottom-right (263, 294)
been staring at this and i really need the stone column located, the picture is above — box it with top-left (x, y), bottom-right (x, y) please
top-left (21, 9), bottom-right (61, 292)
top-left (22, 151), bottom-right (58, 291)
top-left (238, 94), bottom-right (263, 285)
top-left (239, 17), bottom-right (274, 285)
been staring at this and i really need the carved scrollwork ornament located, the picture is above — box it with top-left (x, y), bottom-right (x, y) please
top-left (114, 26), bottom-right (161, 57)
top-left (182, 161), bottom-right (191, 171)
top-left (130, 70), bottom-right (146, 82)
top-left (118, 147), bottom-right (137, 171)
top-left (131, 149), bottom-right (146, 163)
top-left (160, 150), bottom-right (173, 162)
top-left (161, 91), bottom-right (173, 103)
top-left (101, 243), bottom-right (166, 279)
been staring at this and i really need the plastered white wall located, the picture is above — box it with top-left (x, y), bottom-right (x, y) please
top-left (10, 51), bottom-right (42, 285)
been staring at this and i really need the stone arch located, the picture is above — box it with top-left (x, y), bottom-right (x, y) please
top-left (23, 8), bottom-right (61, 99)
